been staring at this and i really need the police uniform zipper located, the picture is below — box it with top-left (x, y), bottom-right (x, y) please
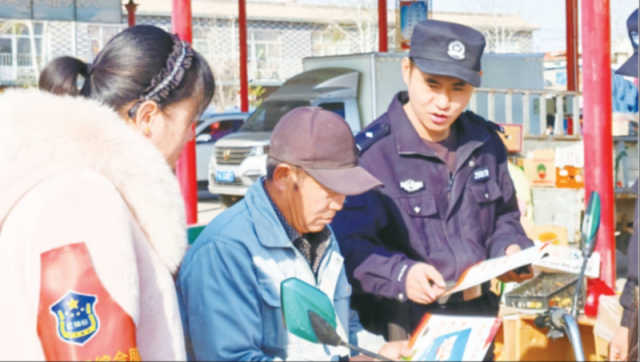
top-left (447, 172), bottom-right (454, 199)
top-left (442, 170), bottom-right (458, 290)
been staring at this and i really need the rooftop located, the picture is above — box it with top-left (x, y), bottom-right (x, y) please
top-left (133, 0), bottom-right (538, 31)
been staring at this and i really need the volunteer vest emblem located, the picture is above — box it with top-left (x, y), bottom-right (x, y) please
top-left (50, 291), bottom-right (99, 345)
top-left (400, 179), bottom-right (424, 193)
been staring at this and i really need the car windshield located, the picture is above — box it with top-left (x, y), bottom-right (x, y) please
top-left (239, 100), bottom-right (310, 132)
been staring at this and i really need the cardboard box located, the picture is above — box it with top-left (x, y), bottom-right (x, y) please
top-left (498, 124), bottom-right (523, 154)
top-left (527, 224), bottom-right (569, 245)
top-left (612, 113), bottom-right (639, 136)
top-left (524, 149), bottom-right (556, 187)
top-left (555, 165), bottom-right (585, 188)
top-left (593, 295), bottom-right (623, 360)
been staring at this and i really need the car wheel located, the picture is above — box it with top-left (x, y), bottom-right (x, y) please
top-left (220, 195), bottom-right (242, 208)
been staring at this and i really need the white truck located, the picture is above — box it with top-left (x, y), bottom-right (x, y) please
top-left (208, 52), bottom-right (549, 206)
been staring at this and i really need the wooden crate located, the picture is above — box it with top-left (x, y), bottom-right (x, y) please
top-left (495, 313), bottom-right (599, 361)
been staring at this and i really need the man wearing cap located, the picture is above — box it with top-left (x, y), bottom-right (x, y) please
top-left (176, 107), bottom-right (407, 360)
top-left (331, 20), bottom-right (534, 343)
top-left (610, 8), bottom-right (638, 361)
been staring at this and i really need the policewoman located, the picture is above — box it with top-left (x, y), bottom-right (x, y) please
top-left (331, 20), bottom-right (534, 344)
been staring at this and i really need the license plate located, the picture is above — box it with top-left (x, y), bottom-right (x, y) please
top-left (215, 170), bottom-right (235, 183)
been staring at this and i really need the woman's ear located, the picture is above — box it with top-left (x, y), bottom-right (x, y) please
top-left (132, 100), bottom-right (160, 137)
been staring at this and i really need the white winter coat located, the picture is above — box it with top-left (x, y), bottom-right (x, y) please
top-left (0, 89), bottom-right (188, 360)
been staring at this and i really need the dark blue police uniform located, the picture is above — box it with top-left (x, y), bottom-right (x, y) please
top-left (331, 92), bottom-right (533, 335)
top-left (331, 20), bottom-right (534, 340)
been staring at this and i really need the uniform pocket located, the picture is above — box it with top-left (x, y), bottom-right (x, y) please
top-left (396, 194), bottom-right (438, 256)
top-left (257, 279), bottom-right (286, 354)
top-left (398, 194), bottom-right (438, 217)
top-left (464, 180), bottom-right (502, 243)
top-left (469, 180), bottom-right (502, 204)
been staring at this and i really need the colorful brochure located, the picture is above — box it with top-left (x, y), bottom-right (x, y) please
top-left (438, 242), bottom-right (600, 303)
top-left (407, 314), bottom-right (501, 361)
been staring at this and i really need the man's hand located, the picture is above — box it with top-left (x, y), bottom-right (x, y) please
top-left (609, 325), bottom-right (629, 361)
top-left (497, 244), bottom-right (534, 283)
top-left (405, 263), bottom-right (446, 304)
top-left (349, 340), bottom-right (411, 361)
top-left (378, 340), bottom-right (411, 360)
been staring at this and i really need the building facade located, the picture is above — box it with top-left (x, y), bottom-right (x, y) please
top-left (0, 0), bottom-right (537, 111)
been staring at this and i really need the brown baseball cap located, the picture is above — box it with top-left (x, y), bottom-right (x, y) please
top-left (269, 107), bottom-right (382, 195)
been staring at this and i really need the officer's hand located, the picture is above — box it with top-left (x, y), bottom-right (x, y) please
top-left (609, 325), bottom-right (629, 361)
top-left (497, 244), bottom-right (534, 283)
top-left (405, 263), bottom-right (446, 304)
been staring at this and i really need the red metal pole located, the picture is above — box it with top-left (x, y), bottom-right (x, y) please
top-left (378, 0), bottom-right (388, 52)
top-left (125, 0), bottom-right (137, 27)
top-left (581, 0), bottom-right (615, 289)
top-left (172, 0), bottom-right (198, 225)
top-left (239, 0), bottom-right (249, 112)
top-left (565, 0), bottom-right (579, 91)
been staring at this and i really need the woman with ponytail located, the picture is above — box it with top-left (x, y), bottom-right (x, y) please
top-left (0, 25), bottom-right (214, 360)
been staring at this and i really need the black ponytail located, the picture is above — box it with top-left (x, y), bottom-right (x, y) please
top-left (39, 25), bottom-right (214, 114)
top-left (38, 56), bottom-right (88, 96)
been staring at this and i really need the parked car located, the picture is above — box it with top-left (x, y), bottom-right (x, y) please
top-left (195, 112), bottom-right (249, 187)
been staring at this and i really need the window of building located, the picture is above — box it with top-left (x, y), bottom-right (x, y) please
top-left (0, 38), bottom-right (11, 66)
top-left (0, 21), bottom-right (43, 67)
top-left (249, 30), bottom-right (281, 82)
top-left (88, 24), bottom-right (124, 58)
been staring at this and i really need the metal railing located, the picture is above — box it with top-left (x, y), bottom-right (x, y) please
top-left (0, 53), bottom-right (11, 66)
top-left (470, 88), bottom-right (583, 138)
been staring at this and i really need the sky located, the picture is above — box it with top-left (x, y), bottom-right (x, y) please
top-left (300, 0), bottom-right (638, 53)
top-left (429, 0), bottom-right (638, 53)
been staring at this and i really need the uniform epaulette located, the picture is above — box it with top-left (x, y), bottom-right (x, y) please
top-left (485, 120), bottom-right (504, 134)
top-left (463, 110), bottom-right (504, 134)
top-left (355, 123), bottom-right (390, 154)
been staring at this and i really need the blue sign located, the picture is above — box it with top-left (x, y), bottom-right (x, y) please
top-left (399, 0), bottom-right (431, 49)
top-left (50, 291), bottom-right (100, 345)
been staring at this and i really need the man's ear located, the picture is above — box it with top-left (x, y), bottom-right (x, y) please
top-left (272, 163), bottom-right (296, 191)
top-left (132, 100), bottom-right (160, 137)
top-left (401, 57), bottom-right (412, 87)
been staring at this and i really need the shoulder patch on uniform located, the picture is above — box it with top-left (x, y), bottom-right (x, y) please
top-left (50, 291), bottom-right (100, 345)
top-left (355, 123), bottom-right (390, 154)
top-left (37, 242), bottom-right (138, 360)
top-left (485, 120), bottom-right (505, 134)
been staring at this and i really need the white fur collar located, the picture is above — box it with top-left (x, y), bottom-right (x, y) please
top-left (0, 89), bottom-right (187, 273)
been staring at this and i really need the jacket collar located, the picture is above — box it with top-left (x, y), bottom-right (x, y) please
top-left (0, 89), bottom-right (187, 274)
top-left (390, 92), bottom-right (440, 159)
top-left (389, 91), bottom-right (491, 172)
top-left (245, 179), bottom-right (297, 249)
top-left (450, 111), bottom-right (491, 174)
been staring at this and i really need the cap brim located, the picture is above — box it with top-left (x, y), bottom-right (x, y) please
top-left (616, 52), bottom-right (638, 77)
top-left (305, 166), bottom-right (382, 196)
top-left (412, 57), bottom-right (481, 87)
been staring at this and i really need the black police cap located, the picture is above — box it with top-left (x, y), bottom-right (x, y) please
top-left (409, 19), bottom-right (486, 87)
